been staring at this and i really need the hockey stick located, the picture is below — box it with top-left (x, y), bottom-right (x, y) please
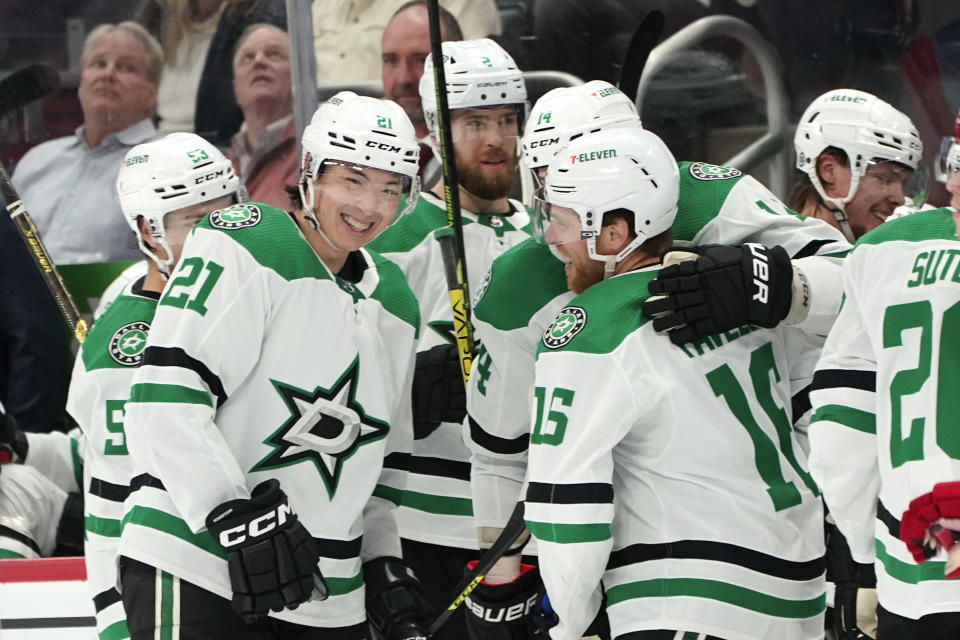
top-left (617, 10), bottom-right (665, 103)
top-left (427, 0), bottom-right (476, 383)
top-left (0, 64), bottom-right (87, 343)
top-left (0, 64), bottom-right (60, 120)
top-left (427, 500), bottom-right (527, 636)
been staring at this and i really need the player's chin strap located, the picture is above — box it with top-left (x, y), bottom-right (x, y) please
top-left (588, 233), bottom-right (646, 280)
top-left (809, 171), bottom-right (859, 244)
top-left (298, 180), bottom-right (347, 254)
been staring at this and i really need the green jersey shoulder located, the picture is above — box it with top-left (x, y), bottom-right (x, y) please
top-left (475, 238), bottom-right (567, 332)
top-left (853, 207), bottom-right (957, 251)
top-left (81, 283), bottom-right (158, 372)
top-left (538, 269), bottom-right (658, 357)
top-left (369, 195), bottom-right (534, 255)
top-left (673, 160), bottom-right (747, 242)
top-left (366, 249), bottom-right (421, 337)
top-left (195, 202), bottom-right (332, 282)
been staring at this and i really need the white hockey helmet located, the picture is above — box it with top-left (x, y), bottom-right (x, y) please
top-left (117, 132), bottom-right (241, 275)
top-left (522, 80), bottom-right (641, 171)
top-left (536, 127), bottom-right (679, 278)
top-left (794, 89), bottom-right (924, 224)
top-left (419, 38), bottom-right (527, 138)
top-left (298, 91), bottom-right (421, 234)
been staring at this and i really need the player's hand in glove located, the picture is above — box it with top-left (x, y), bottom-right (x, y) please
top-left (463, 562), bottom-right (542, 640)
top-left (642, 243), bottom-right (796, 345)
top-left (0, 408), bottom-right (28, 464)
top-left (411, 342), bottom-right (467, 440)
top-left (364, 556), bottom-right (431, 640)
top-left (205, 479), bottom-right (327, 623)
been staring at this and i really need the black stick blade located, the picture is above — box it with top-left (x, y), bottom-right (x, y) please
top-left (618, 10), bottom-right (665, 104)
top-left (0, 63), bottom-right (61, 119)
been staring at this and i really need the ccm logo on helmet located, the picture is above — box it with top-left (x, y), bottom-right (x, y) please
top-left (365, 140), bottom-right (402, 153)
top-left (465, 593), bottom-right (538, 623)
top-left (749, 243), bottom-right (769, 304)
top-left (218, 503), bottom-right (295, 546)
top-left (529, 138), bottom-right (559, 148)
top-left (195, 169), bottom-right (227, 185)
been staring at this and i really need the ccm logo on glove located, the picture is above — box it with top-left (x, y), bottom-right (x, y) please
top-left (214, 502), bottom-right (296, 546)
top-left (464, 592), bottom-right (538, 623)
top-left (749, 243), bottom-right (769, 304)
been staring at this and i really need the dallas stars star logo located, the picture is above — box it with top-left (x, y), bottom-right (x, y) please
top-left (252, 359), bottom-right (388, 498)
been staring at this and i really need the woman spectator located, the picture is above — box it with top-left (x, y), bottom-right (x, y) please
top-left (135, 0), bottom-right (285, 148)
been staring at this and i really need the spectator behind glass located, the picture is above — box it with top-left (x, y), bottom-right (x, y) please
top-left (11, 21), bottom-right (162, 265)
top-left (314, 0), bottom-right (499, 85)
top-left (135, 0), bottom-right (286, 148)
top-left (381, 0), bottom-right (462, 186)
top-left (226, 23), bottom-right (296, 210)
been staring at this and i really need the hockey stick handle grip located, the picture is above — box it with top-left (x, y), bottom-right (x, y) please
top-left (0, 163), bottom-right (87, 343)
top-left (427, 500), bottom-right (527, 636)
top-left (434, 227), bottom-right (476, 381)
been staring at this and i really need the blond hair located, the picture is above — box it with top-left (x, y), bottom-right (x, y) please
top-left (83, 21), bottom-right (164, 85)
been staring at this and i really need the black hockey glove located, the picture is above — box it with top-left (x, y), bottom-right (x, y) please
top-left (0, 408), bottom-right (28, 464)
top-left (411, 343), bottom-right (467, 440)
top-left (643, 243), bottom-right (794, 345)
top-left (825, 521), bottom-right (876, 639)
top-left (205, 479), bottom-right (327, 623)
top-left (463, 562), bottom-right (544, 640)
top-left (364, 556), bottom-right (431, 640)
top-left (53, 491), bottom-right (85, 556)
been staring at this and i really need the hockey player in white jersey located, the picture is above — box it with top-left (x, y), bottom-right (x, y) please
top-left (528, 126), bottom-right (825, 640)
top-left (644, 88), bottom-right (924, 344)
top-left (118, 92), bottom-right (428, 639)
top-left (367, 38), bottom-right (531, 639)
top-left (0, 132), bottom-right (240, 640)
top-left (464, 79), bottom-right (844, 637)
top-left (808, 148), bottom-right (960, 637)
top-left (0, 409), bottom-right (74, 560)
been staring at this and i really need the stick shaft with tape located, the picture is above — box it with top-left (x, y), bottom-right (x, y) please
top-left (427, 0), bottom-right (476, 382)
top-left (0, 164), bottom-right (87, 343)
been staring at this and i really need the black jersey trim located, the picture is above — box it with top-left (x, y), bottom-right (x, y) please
top-left (89, 477), bottom-right (131, 503)
top-left (526, 482), bottom-right (614, 505)
top-left (877, 499), bottom-right (900, 539)
top-left (93, 587), bottom-right (122, 613)
top-left (792, 238), bottom-right (840, 260)
top-left (792, 383), bottom-right (812, 421)
top-left (315, 536), bottom-right (362, 560)
top-left (606, 539), bottom-right (825, 582)
top-left (468, 414), bottom-right (529, 455)
top-left (130, 276), bottom-right (161, 301)
top-left (129, 473), bottom-right (166, 493)
top-left (405, 455), bottom-right (471, 481)
top-left (0, 524), bottom-right (41, 556)
top-left (383, 452), bottom-right (411, 471)
top-left (142, 346), bottom-right (228, 408)
top-left (810, 369), bottom-right (876, 393)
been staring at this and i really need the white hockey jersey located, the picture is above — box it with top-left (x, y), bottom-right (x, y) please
top-left (368, 191), bottom-right (532, 549)
top-left (64, 273), bottom-right (157, 640)
top-left (467, 163), bottom-right (848, 535)
top-left (809, 207), bottom-right (960, 619)
top-left (528, 267), bottom-right (825, 640)
top-left (118, 203), bottom-right (419, 628)
top-left (0, 464), bottom-right (66, 559)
